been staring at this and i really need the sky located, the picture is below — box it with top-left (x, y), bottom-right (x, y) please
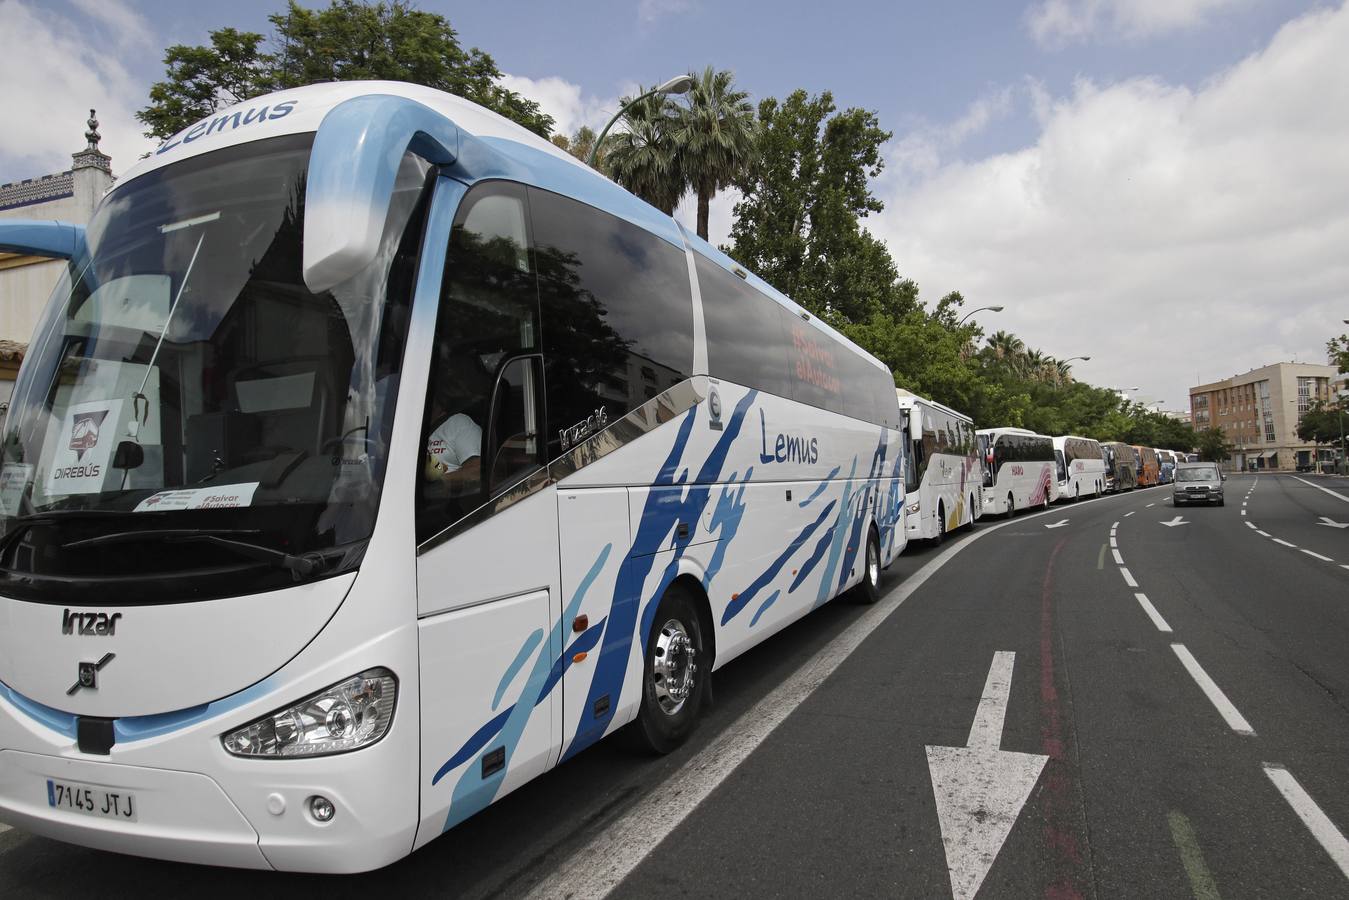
top-left (1, 0), bottom-right (1346, 412)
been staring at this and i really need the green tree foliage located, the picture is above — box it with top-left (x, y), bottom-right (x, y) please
top-left (674, 67), bottom-right (757, 241)
top-left (551, 126), bottom-right (599, 164)
top-left (728, 90), bottom-right (911, 325)
top-left (1297, 402), bottom-right (1346, 446)
top-left (1328, 334), bottom-right (1349, 373)
top-left (1196, 427), bottom-right (1235, 462)
top-left (603, 89), bottom-right (684, 214)
top-left (137, 0), bottom-right (552, 141)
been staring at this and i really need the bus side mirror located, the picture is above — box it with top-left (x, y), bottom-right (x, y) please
top-left (303, 95), bottom-right (460, 292)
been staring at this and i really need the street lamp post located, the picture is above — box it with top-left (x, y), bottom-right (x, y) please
top-left (587, 75), bottom-right (695, 168)
top-left (956, 305), bottom-right (1004, 326)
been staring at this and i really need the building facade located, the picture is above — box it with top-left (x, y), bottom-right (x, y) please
top-left (1190, 361), bottom-right (1338, 471)
top-left (0, 111), bottom-right (114, 404)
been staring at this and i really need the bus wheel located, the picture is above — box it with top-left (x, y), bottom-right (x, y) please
top-left (632, 586), bottom-right (706, 754)
top-left (966, 496), bottom-right (977, 531)
top-left (1005, 493), bottom-right (1015, 520)
top-left (851, 529), bottom-right (882, 605)
top-left (933, 504), bottom-right (946, 546)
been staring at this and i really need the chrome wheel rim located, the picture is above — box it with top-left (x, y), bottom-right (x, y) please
top-left (651, 618), bottom-right (696, 716)
top-left (867, 537), bottom-right (879, 587)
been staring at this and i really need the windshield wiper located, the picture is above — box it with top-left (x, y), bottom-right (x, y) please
top-left (63, 529), bottom-right (325, 580)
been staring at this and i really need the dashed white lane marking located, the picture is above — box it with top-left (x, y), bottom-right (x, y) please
top-left (1301, 549), bottom-right (1334, 562)
top-left (1112, 549), bottom-right (1125, 565)
top-left (1291, 475), bottom-right (1349, 504)
top-left (1257, 531), bottom-right (1272, 537)
top-left (1109, 536), bottom-right (1118, 548)
top-left (0, 822), bottom-right (10, 834)
top-left (1264, 764), bottom-right (1349, 880)
top-left (1171, 644), bottom-right (1256, 736)
top-left (1120, 567), bottom-right (1139, 588)
top-left (1245, 522), bottom-right (1257, 530)
top-left (1241, 510), bottom-right (1247, 516)
top-left (1273, 539), bottom-right (1297, 548)
top-left (1124, 511), bottom-right (1135, 518)
top-left (1111, 521), bottom-right (1120, 529)
top-left (1135, 593), bottom-right (1173, 633)
top-left (1147, 503), bottom-right (1156, 508)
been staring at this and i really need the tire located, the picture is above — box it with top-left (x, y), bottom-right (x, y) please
top-left (966, 496), bottom-right (977, 531)
top-left (631, 585), bottom-right (706, 754)
top-left (1074, 484), bottom-right (1080, 502)
top-left (933, 504), bottom-right (946, 546)
top-left (1217, 498), bottom-right (1225, 507)
top-left (1005, 493), bottom-right (1015, 520)
top-left (851, 528), bottom-right (882, 605)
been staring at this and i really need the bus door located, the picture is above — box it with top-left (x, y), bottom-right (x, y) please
top-left (978, 433), bottom-right (994, 488)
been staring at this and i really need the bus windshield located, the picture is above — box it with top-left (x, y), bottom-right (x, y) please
top-left (0, 134), bottom-right (431, 604)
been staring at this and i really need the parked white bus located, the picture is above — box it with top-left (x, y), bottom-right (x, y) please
top-left (1051, 435), bottom-right (1106, 501)
top-left (0, 82), bottom-right (907, 872)
top-left (977, 427), bottom-right (1055, 518)
top-left (896, 391), bottom-right (982, 542)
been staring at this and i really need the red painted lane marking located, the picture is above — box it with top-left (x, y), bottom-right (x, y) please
top-left (1040, 536), bottom-right (1087, 900)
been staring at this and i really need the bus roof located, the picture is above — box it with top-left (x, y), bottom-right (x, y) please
top-left (894, 389), bottom-right (973, 424)
top-left (125, 80), bottom-right (890, 379)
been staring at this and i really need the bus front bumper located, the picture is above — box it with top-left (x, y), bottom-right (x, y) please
top-left (0, 749), bottom-right (268, 868)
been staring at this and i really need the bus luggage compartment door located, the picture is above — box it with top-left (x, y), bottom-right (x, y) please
top-left (556, 487), bottom-right (631, 760)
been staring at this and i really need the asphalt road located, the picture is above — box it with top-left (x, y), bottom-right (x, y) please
top-left (2, 474), bottom-right (1347, 899)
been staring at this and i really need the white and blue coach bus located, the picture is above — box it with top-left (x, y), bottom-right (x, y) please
top-left (896, 390), bottom-right (982, 543)
top-left (0, 82), bottom-right (906, 872)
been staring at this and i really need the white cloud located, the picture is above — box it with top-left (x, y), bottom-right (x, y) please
top-left (499, 73), bottom-right (627, 139)
top-left (68, 0), bottom-right (154, 50)
top-left (0, 0), bottom-right (154, 181)
top-left (890, 85), bottom-right (1017, 181)
top-left (1026, 0), bottom-right (1245, 46)
top-left (877, 3), bottom-right (1349, 411)
top-left (638, 0), bottom-right (694, 26)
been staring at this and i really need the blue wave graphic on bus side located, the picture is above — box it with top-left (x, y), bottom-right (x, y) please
top-left (441, 543), bottom-right (611, 829)
top-left (562, 389), bottom-right (758, 763)
top-left (701, 468), bottom-right (752, 592)
top-left (799, 466), bottom-right (840, 507)
top-left (721, 498), bottom-right (837, 625)
top-left (835, 436), bottom-right (889, 592)
top-left (750, 590), bottom-right (781, 627)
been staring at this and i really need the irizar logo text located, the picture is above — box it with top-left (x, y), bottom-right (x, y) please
top-left (62, 609), bottom-right (122, 637)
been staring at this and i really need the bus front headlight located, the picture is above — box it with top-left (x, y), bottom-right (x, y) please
top-left (905, 500), bottom-right (921, 514)
top-left (222, 668), bottom-right (397, 758)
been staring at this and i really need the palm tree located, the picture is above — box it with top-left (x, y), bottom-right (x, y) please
top-left (1055, 359), bottom-right (1075, 384)
top-left (603, 88), bottom-right (684, 214)
top-left (673, 67), bottom-right (757, 241)
top-left (987, 331), bottom-right (1024, 363)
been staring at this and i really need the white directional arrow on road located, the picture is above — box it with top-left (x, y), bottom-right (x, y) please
top-left (1317, 516), bottom-right (1349, 529)
top-left (1044, 519), bottom-right (1070, 529)
top-left (1160, 516), bottom-right (1188, 527)
top-left (927, 651), bottom-right (1047, 900)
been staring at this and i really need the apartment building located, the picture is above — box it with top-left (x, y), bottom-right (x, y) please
top-left (1190, 362), bottom-right (1338, 471)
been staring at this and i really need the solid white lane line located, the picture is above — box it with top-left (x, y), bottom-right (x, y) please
top-left (966, 650), bottom-right (1015, 750)
top-left (1291, 475), bottom-right (1349, 504)
top-left (1120, 567), bottom-right (1139, 588)
top-left (1301, 549), bottom-right (1334, 562)
top-left (1112, 549), bottom-right (1125, 565)
top-left (0, 822), bottom-right (10, 834)
top-left (1111, 521), bottom-right (1120, 529)
top-left (1263, 764), bottom-right (1349, 880)
top-left (1257, 531), bottom-right (1272, 537)
top-left (1245, 522), bottom-right (1257, 530)
top-left (1135, 593), bottom-right (1173, 632)
top-left (1274, 539), bottom-right (1297, 548)
top-left (1171, 644), bottom-right (1256, 736)
top-left (1124, 511), bottom-right (1135, 518)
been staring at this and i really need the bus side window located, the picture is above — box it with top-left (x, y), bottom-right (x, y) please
top-left (529, 187), bottom-right (695, 463)
top-left (416, 182), bottom-right (544, 543)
